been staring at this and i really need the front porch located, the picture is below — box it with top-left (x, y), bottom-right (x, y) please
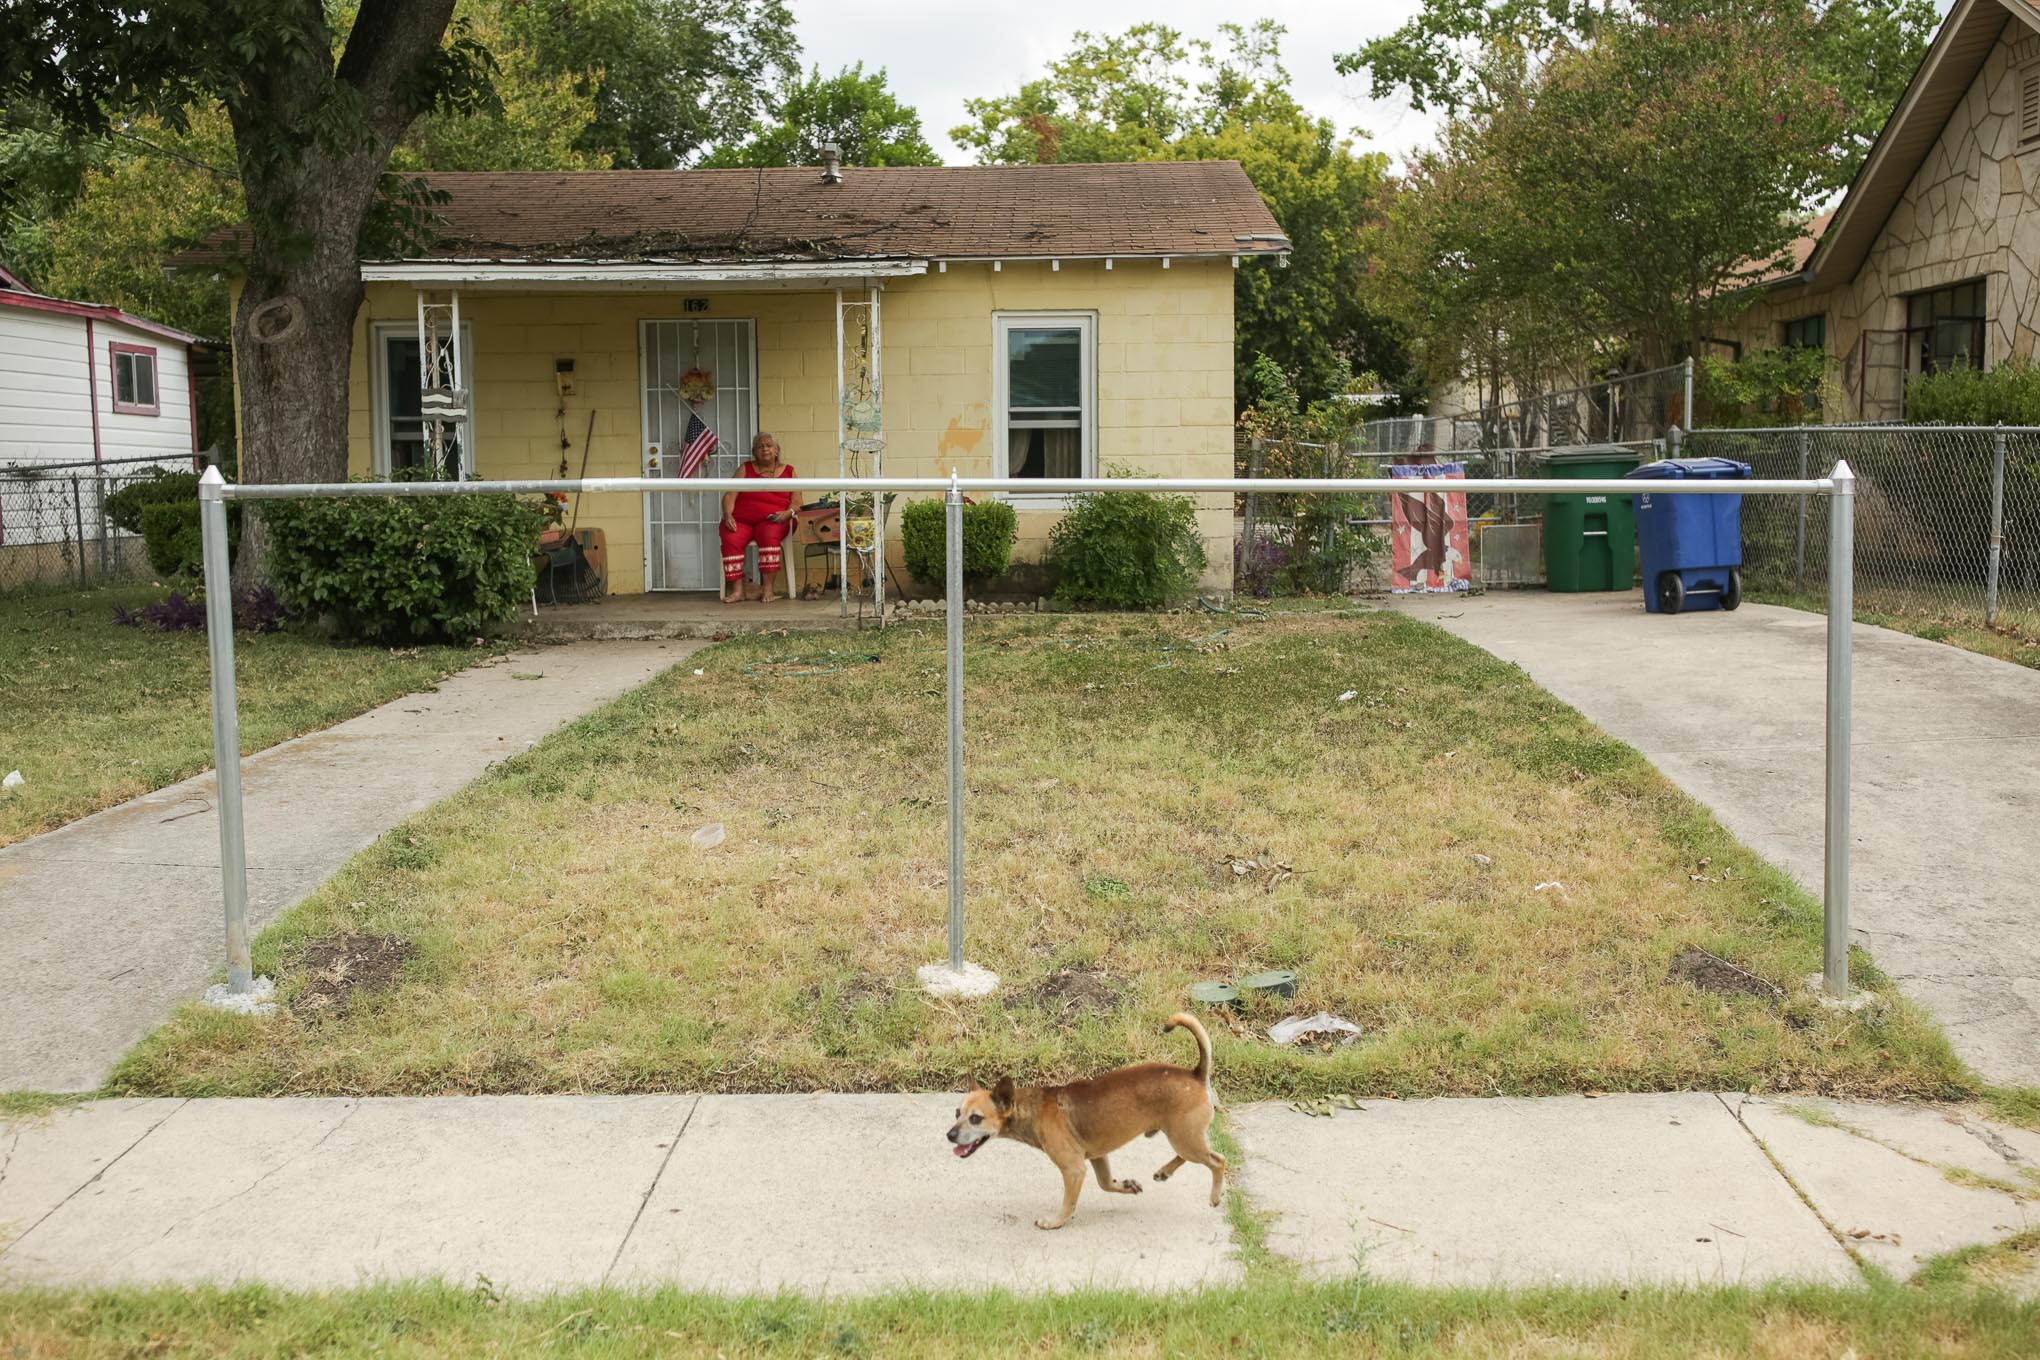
top-left (516, 591), bottom-right (883, 643)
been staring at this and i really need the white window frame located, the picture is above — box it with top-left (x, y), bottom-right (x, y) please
top-left (369, 320), bottom-right (476, 477)
top-left (993, 311), bottom-right (1096, 507)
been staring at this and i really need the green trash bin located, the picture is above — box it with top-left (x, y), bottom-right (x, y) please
top-left (1541, 446), bottom-right (1639, 592)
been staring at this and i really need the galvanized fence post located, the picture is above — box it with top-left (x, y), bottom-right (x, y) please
top-left (198, 469), bottom-right (253, 994)
top-left (1823, 460), bottom-right (1856, 998)
top-left (1987, 427), bottom-right (2007, 626)
top-left (944, 473), bottom-right (966, 974)
top-left (1795, 431), bottom-right (1809, 594)
top-left (1682, 356), bottom-right (1695, 434)
top-left (70, 475), bottom-right (87, 589)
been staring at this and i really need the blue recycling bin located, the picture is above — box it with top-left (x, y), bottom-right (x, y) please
top-left (1625, 458), bottom-right (1752, 614)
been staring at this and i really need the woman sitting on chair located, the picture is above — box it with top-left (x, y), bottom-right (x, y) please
top-left (719, 432), bottom-right (797, 604)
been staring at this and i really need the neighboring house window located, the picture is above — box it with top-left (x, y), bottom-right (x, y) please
top-left (370, 322), bottom-right (474, 477)
top-left (994, 313), bottom-right (1094, 494)
top-left (1905, 280), bottom-right (1987, 373)
top-left (1782, 315), bottom-right (1826, 351)
top-left (2021, 63), bottom-right (2040, 146)
top-left (109, 343), bottom-right (159, 415)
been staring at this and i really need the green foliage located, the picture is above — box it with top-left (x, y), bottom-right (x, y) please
top-left (1905, 359), bottom-right (2040, 425)
top-left (139, 501), bottom-right (204, 578)
top-left (394, 1), bottom-right (615, 173)
top-left (952, 21), bottom-right (1416, 408)
top-left (1363, 1), bottom-right (1857, 394)
top-left (504, 0), bottom-right (799, 168)
top-left (702, 63), bottom-right (939, 168)
top-left (103, 471), bottom-right (200, 535)
top-left (1046, 476), bottom-right (1208, 608)
top-left (261, 489), bottom-right (545, 644)
top-left (1340, 0), bottom-right (1936, 191)
top-left (1237, 356), bottom-right (1386, 597)
top-left (898, 499), bottom-right (1018, 586)
top-left (1698, 346), bottom-right (1833, 427)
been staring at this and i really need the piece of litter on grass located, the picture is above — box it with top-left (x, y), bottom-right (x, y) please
top-left (1470, 853), bottom-right (1492, 867)
top-left (692, 668), bottom-right (705, 676)
top-left (1, 769), bottom-right (21, 789)
top-left (201, 975), bottom-right (276, 1016)
top-left (1533, 881), bottom-right (1567, 895)
top-left (1268, 1011), bottom-right (1364, 1047)
top-left (1337, 690), bottom-right (1359, 702)
top-left (690, 822), bottom-right (725, 850)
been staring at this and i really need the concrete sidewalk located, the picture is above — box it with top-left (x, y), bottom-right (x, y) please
top-left (1398, 593), bottom-right (2040, 1085)
top-left (1, 1094), bottom-right (2031, 1295)
top-left (0, 641), bottom-right (689, 1093)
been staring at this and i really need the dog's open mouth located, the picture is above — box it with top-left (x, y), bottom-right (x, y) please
top-left (952, 1137), bottom-right (987, 1159)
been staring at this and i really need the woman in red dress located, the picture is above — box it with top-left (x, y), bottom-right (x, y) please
top-left (719, 432), bottom-right (797, 603)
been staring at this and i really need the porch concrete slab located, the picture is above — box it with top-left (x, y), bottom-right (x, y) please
top-left (609, 1094), bottom-right (1241, 1294)
top-left (1227, 1094), bottom-right (1856, 1287)
top-left (1731, 1096), bottom-right (2034, 1277)
top-left (0, 1099), bottom-right (184, 1251)
top-left (0, 641), bottom-right (691, 1093)
top-left (1397, 593), bottom-right (2040, 1085)
top-left (0, 1096), bottom-right (693, 1292)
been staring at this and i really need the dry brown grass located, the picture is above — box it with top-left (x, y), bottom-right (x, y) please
top-left (110, 611), bottom-right (1968, 1101)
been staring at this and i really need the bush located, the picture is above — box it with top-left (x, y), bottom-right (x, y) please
top-left (899, 498), bottom-right (1018, 585)
top-left (1905, 358), bottom-right (2040, 424)
top-left (103, 470), bottom-right (199, 534)
top-left (1046, 479), bottom-right (1207, 608)
top-left (262, 487), bottom-right (546, 643)
top-left (137, 499), bottom-right (232, 578)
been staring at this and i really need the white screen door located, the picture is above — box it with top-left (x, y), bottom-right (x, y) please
top-left (641, 318), bottom-right (757, 591)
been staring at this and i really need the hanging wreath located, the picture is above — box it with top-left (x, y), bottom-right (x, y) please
top-left (679, 368), bottom-right (715, 405)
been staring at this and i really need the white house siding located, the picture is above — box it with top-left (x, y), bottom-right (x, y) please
top-left (0, 305), bottom-right (96, 468)
top-left (95, 316), bottom-right (196, 467)
top-left (0, 306), bottom-right (194, 557)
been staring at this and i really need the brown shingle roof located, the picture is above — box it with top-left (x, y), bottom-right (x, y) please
top-left (182, 162), bottom-right (1288, 266)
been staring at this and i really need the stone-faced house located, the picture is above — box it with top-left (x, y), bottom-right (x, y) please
top-left (1727, 0), bottom-right (2040, 419)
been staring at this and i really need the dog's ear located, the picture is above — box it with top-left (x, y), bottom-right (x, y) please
top-left (991, 1076), bottom-right (1015, 1112)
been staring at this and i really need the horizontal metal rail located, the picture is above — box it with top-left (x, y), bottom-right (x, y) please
top-left (215, 475), bottom-right (1832, 500)
top-left (194, 461), bottom-right (1861, 1007)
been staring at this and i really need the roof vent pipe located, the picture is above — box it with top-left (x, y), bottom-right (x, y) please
top-left (820, 144), bottom-right (843, 184)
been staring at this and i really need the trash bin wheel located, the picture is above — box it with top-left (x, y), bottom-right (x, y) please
top-left (1721, 567), bottom-right (1743, 611)
top-left (1657, 571), bottom-right (1686, 615)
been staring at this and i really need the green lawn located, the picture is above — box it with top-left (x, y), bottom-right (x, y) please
top-left (0, 585), bottom-right (508, 846)
top-left (110, 611), bottom-right (1969, 1102)
top-left (1750, 585), bottom-right (2040, 670)
top-left (0, 1273), bottom-right (2033, 1358)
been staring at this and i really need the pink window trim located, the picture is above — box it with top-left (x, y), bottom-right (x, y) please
top-left (109, 341), bottom-right (160, 416)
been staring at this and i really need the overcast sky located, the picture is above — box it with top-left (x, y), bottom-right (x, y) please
top-left (788, 0), bottom-right (1442, 168)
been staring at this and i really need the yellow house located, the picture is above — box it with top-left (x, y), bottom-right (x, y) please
top-left (326, 160), bottom-right (1287, 596)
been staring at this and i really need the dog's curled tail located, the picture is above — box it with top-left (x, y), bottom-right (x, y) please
top-left (1163, 1011), bottom-right (1213, 1084)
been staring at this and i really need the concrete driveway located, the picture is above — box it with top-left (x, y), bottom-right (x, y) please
top-left (1396, 592), bottom-right (2040, 1086)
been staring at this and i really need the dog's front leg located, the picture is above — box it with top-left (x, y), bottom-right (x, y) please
top-left (1091, 1157), bottom-right (1142, 1194)
top-left (1037, 1160), bottom-right (1085, 1230)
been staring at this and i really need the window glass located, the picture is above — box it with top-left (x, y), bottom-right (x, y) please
top-left (1001, 319), bottom-right (1090, 483)
top-left (383, 335), bottom-right (465, 477)
top-left (112, 349), bottom-right (157, 411)
top-left (1905, 281), bottom-right (1986, 372)
top-left (1782, 315), bottom-right (1826, 351)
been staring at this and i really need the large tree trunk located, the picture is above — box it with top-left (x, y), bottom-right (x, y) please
top-left (228, 0), bottom-right (459, 588)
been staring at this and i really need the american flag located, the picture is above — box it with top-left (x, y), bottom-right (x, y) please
top-left (679, 408), bottom-right (719, 477)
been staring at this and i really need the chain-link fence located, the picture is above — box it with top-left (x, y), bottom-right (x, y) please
top-left (1685, 426), bottom-right (2040, 639)
top-left (1364, 362), bottom-right (1694, 456)
top-left (1233, 431), bottom-right (1667, 592)
top-left (0, 457), bottom-right (194, 593)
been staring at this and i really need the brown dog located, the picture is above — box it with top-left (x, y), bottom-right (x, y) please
top-left (946, 1012), bottom-right (1226, 1230)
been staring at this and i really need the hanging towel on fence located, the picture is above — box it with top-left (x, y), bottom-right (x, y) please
top-left (1389, 462), bottom-right (1472, 594)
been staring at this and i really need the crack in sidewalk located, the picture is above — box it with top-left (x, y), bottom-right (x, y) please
top-left (1714, 1092), bottom-right (1870, 1280)
top-left (0, 1099), bottom-right (188, 1259)
top-left (602, 1098), bottom-right (699, 1286)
